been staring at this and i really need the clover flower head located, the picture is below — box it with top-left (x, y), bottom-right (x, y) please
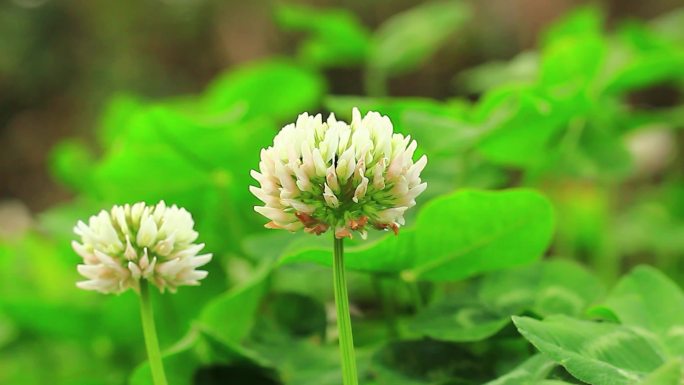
top-left (72, 201), bottom-right (212, 294)
top-left (250, 108), bottom-right (428, 239)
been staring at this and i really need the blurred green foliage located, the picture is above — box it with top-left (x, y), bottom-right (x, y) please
top-left (2, 1), bottom-right (684, 385)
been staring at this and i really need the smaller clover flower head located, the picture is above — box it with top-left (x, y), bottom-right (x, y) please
top-left (72, 201), bottom-right (212, 294)
top-left (250, 108), bottom-right (428, 239)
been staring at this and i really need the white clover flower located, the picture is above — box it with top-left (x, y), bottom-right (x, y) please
top-left (72, 201), bottom-right (212, 294)
top-left (250, 108), bottom-right (427, 239)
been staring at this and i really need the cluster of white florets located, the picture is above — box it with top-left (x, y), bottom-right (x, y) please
top-left (250, 108), bottom-right (427, 239)
top-left (72, 201), bottom-right (212, 294)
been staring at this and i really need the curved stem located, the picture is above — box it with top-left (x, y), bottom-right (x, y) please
top-left (333, 236), bottom-right (359, 385)
top-left (139, 280), bottom-right (169, 385)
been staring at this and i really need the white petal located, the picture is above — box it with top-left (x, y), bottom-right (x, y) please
top-left (136, 215), bottom-right (158, 247)
top-left (128, 261), bottom-right (142, 279)
top-left (191, 254), bottom-right (213, 268)
top-left (353, 175), bottom-right (369, 203)
top-left (323, 184), bottom-right (340, 208)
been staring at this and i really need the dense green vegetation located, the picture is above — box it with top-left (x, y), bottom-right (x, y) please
top-left (2, 2), bottom-right (684, 384)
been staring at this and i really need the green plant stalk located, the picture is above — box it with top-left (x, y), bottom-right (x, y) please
top-left (333, 237), bottom-right (359, 385)
top-left (139, 280), bottom-right (169, 385)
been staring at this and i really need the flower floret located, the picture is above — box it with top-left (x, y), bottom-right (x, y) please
top-left (73, 201), bottom-right (212, 294)
top-left (250, 108), bottom-right (427, 239)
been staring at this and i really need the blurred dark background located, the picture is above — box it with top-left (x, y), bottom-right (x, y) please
top-left (1, 0), bottom-right (682, 212)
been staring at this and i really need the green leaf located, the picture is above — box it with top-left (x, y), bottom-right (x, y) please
top-left (456, 51), bottom-right (539, 93)
top-left (97, 93), bottom-right (145, 146)
top-left (474, 86), bottom-right (567, 168)
top-left (539, 7), bottom-right (606, 92)
top-left (251, 340), bottom-right (374, 385)
top-left (638, 359), bottom-right (684, 385)
top-left (275, 4), bottom-right (370, 68)
top-left (129, 330), bottom-right (200, 385)
top-left (403, 189), bottom-right (555, 282)
top-left (264, 292), bottom-right (327, 339)
top-left (199, 267), bottom-right (271, 345)
top-left (203, 60), bottom-right (325, 121)
top-left (48, 139), bottom-right (95, 192)
top-left (562, 118), bottom-right (633, 180)
top-left (513, 315), bottom-right (667, 385)
top-left (0, 300), bottom-right (96, 340)
top-left (279, 230), bottom-right (415, 275)
top-left (409, 260), bottom-right (602, 342)
top-left (599, 265), bottom-right (684, 355)
top-left (369, 1), bottom-right (471, 75)
top-left (603, 23), bottom-right (684, 95)
top-left (281, 189), bottom-right (554, 283)
top-left (93, 140), bottom-right (211, 205)
top-left (483, 354), bottom-right (557, 385)
top-left (325, 96), bottom-right (476, 155)
top-left (480, 259), bottom-right (604, 317)
top-left (129, 327), bottom-right (271, 385)
top-left (408, 294), bottom-right (511, 342)
top-left (371, 339), bottom-right (492, 384)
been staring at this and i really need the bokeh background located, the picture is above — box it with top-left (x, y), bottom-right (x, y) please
top-left (2, 0), bottom-right (684, 384)
top-left (2, 0), bottom-right (682, 212)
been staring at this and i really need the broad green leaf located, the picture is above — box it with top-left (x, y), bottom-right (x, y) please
top-left (408, 294), bottom-right (511, 342)
top-left (279, 230), bottom-right (414, 275)
top-left (93, 142), bottom-right (211, 205)
top-left (203, 60), bottom-right (325, 121)
top-left (140, 106), bottom-right (273, 172)
top-left (275, 4), bottom-right (370, 67)
top-left (251, 340), bottom-right (373, 385)
top-left (540, 7), bottom-right (606, 92)
top-left (513, 315), bottom-right (667, 385)
top-left (603, 23), bottom-right (684, 95)
top-left (0, 300), bottom-right (96, 340)
top-left (129, 327), bottom-right (271, 385)
top-left (542, 7), bottom-right (603, 45)
top-left (409, 260), bottom-right (602, 342)
top-left (598, 265), bottom-right (684, 355)
top-left (48, 139), bottom-right (95, 192)
top-left (281, 189), bottom-right (554, 283)
top-left (456, 51), bottom-right (539, 93)
top-left (638, 359), bottom-right (684, 385)
top-left (97, 93), bottom-right (145, 146)
top-left (129, 329), bottom-right (199, 385)
top-left (403, 189), bottom-right (555, 281)
top-left (371, 339), bottom-right (492, 385)
top-left (325, 95), bottom-right (487, 194)
top-left (258, 292), bottom-right (327, 339)
top-left (369, 1), bottom-right (471, 75)
top-left (561, 118), bottom-right (633, 180)
top-left (199, 267), bottom-right (270, 344)
top-left (244, 231), bottom-right (300, 262)
top-left (483, 354), bottom-right (557, 385)
top-left (474, 86), bottom-right (567, 168)
top-left (324, 96), bottom-right (470, 138)
top-left (480, 259), bottom-right (604, 317)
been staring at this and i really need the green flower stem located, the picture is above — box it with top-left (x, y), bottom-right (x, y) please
top-left (333, 237), bottom-right (359, 385)
top-left (138, 280), bottom-right (169, 385)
